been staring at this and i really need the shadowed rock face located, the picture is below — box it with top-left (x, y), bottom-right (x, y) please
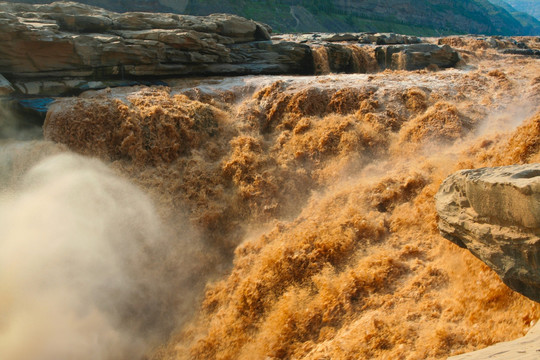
top-left (0, 74), bottom-right (14, 95)
top-left (375, 43), bottom-right (460, 70)
top-left (436, 164), bottom-right (540, 302)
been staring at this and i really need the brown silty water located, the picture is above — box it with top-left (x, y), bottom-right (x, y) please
top-left (1, 44), bottom-right (540, 359)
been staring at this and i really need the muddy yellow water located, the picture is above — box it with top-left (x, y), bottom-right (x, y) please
top-left (2, 48), bottom-right (539, 359)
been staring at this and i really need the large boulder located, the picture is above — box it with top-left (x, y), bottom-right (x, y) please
top-left (376, 43), bottom-right (460, 70)
top-left (0, 1), bottom-right (275, 81)
top-left (435, 164), bottom-right (540, 302)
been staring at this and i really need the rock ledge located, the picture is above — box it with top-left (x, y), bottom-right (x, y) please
top-left (0, 1), bottom-right (463, 97)
top-left (436, 164), bottom-right (540, 302)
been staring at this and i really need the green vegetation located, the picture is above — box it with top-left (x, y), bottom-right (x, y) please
top-left (183, 0), bottom-right (529, 35)
top-left (309, 12), bottom-right (456, 36)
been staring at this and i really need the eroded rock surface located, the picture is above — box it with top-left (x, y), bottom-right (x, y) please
top-left (376, 43), bottom-right (460, 70)
top-left (0, 1), bottom-right (463, 97)
top-left (436, 164), bottom-right (540, 302)
top-left (0, 1), bottom-right (280, 78)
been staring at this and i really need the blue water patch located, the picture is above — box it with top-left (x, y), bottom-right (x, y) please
top-left (18, 98), bottom-right (55, 115)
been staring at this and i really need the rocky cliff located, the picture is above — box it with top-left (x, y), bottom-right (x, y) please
top-left (436, 164), bottom-right (540, 302)
top-left (0, 2), bottom-right (464, 98)
top-left (0, 2), bottom-right (292, 78)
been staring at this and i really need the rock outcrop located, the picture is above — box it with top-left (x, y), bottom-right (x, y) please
top-left (501, 48), bottom-right (540, 57)
top-left (274, 32), bottom-right (422, 45)
top-left (0, 1), bottom-right (463, 97)
top-left (448, 321), bottom-right (540, 359)
top-left (436, 164), bottom-right (540, 302)
top-left (376, 43), bottom-right (460, 70)
top-left (0, 1), bottom-right (285, 78)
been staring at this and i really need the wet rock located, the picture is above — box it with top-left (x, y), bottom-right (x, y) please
top-left (501, 48), bottom-right (540, 56)
top-left (376, 43), bottom-right (460, 70)
top-left (17, 98), bottom-right (56, 121)
top-left (323, 43), bottom-right (355, 73)
top-left (0, 74), bottom-right (14, 95)
top-left (226, 41), bottom-right (314, 75)
top-left (321, 33), bottom-right (359, 42)
top-left (373, 33), bottom-right (421, 45)
top-left (0, 1), bottom-right (317, 92)
top-left (277, 32), bottom-right (421, 45)
top-left (13, 80), bottom-right (82, 96)
top-left (436, 164), bottom-right (540, 302)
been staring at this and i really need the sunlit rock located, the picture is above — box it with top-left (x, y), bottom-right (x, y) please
top-left (0, 1), bottom-right (275, 79)
top-left (436, 164), bottom-right (540, 302)
top-left (0, 1), bottom-right (467, 97)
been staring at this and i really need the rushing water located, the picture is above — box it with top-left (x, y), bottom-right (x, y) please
top-left (0, 49), bottom-right (539, 359)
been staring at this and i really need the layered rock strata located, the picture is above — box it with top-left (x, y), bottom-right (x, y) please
top-left (0, 1), bottom-right (286, 79)
top-left (436, 164), bottom-right (540, 302)
top-left (0, 1), bottom-right (462, 97)
top-left (375, 43), bottom-right (460, 70)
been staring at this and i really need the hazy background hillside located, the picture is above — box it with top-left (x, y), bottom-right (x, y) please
top-left (504, 0), bottom-right (540, 21)
top-left (4, 0), bottom-right (540, 36)
top-left (488, 0), bottom-right (540, 34)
